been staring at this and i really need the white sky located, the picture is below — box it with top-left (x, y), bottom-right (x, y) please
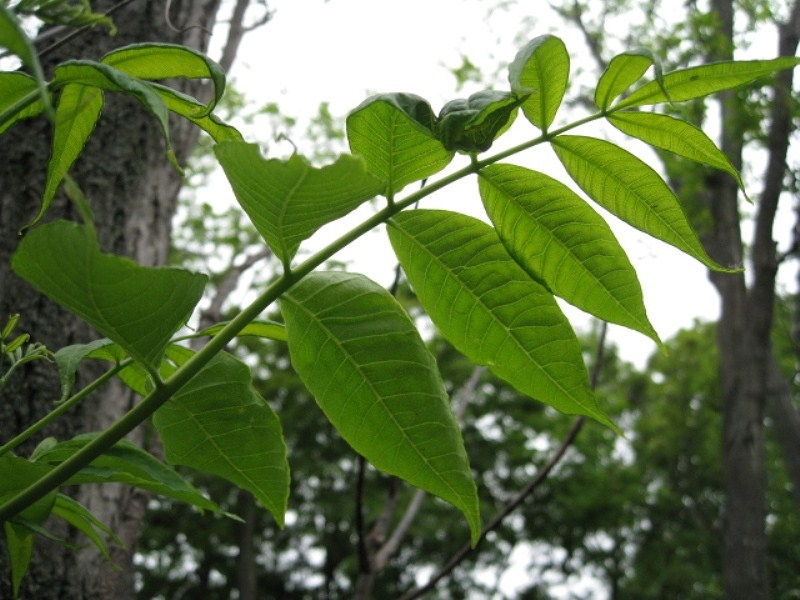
top-left (207, 0), bottom-right (771, 369)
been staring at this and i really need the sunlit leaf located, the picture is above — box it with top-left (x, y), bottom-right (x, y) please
top-left (34, 84), bottom-right (105, 228)
top-left (281, 271), bottom-right (481, 544)
top-left (153, 352), bottom-right (289, 527)
top-left (608, 111), bottom-right (746, 195)
top-left (616, 57), bottom-right (800, 108)
top-left (479, 164), bottom-right (660, 344)
top-left (12, 220), bottom-right (207, 369)
top-left (347, 93), bottom-right (453, 194)
top-left (552, 135), bottom-right (737, 271)
top-left (437, 90), bottom-right (524, 152)
top-left (508, 34), bottom-right (569, 130)
top-left (215, 142), bottom-right (384, 265)
top-left (595, 48), bottom-right (665, 110)
top-left (388, 209), bottom-right (616, 430)
top-left (102, 43), bottom-right (226, 115)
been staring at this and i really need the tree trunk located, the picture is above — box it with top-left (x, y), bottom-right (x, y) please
top-left (0, 1), bottom-right (225, 598)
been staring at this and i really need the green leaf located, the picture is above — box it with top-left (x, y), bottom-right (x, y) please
top-left (388, 210), bottom-right (616, 430)
top-left (4, 521), bottom-right (33, 597)
top-left (195, 319), bottom-right (287, 342)
top-left (102, 43), bottom-right (226, 115)
top-left (0, 5), bottom-right (37, 69)
top-left (153, 352), bottom-right (289, 527)
top-left (53, 60), bottom-right (181, 172)
top-left (436, 90), bottom-right (524, 152)
top-left (31, 84), bottom-right (105, 229)
top-left (54, 338), bottom-right (116, 401)
top-left (281, 271), bottom-right (480, 544)
top-left (11, 220), bottom-right (207, 369)
top-left (616, 57), bottom-right (800, 108)
top-left (608, 111), bottom-right (746, 195)
top-left (508, 35), bottom-right (569, 131)
top-left (347, 93), bottom-right (453, 194)
top-left (595, 48), bottom-right (665, 110)
top-left (479, 164), bottom-right (660, 344)
top-left (215, 142), bottom-right (384, 265)
top-left (50, 494), bottom-right (122, 563)
top-left (0, 73), bottom-right (44, 134)
top-left (36, 435), bottom-right (224, 515)
top-left (552, 135), bottom-right (737, 272)
top-left (152, 84), bottom-right (243, 143)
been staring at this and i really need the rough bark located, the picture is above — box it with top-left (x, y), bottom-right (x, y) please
top-left (0, 1), bottom-right (225, 598)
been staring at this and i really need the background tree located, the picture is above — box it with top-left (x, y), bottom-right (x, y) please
top-left (0, 1), bottom-right (270, 597)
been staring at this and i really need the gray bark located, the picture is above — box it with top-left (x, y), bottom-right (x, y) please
top-left (0, 1), bottom-right (225, 598)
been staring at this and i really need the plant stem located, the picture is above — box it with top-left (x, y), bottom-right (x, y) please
top-left (0, 361), bottom-right (129, 459)
top-left (0, 108), bottom-right (608, 521)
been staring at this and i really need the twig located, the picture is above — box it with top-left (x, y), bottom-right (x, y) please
top-left (400, 321), bottom-right (608, 600)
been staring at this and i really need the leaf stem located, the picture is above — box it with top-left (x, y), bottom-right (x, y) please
top-left (0, 107), bottom-right (609, 520)
top-left (0, 361), bottom-right (129, 459)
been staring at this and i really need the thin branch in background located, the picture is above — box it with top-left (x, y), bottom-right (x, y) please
top-left (355, 455), bottom-right (371, 574)
top-left (164, 0), bottom-right (212, 36)
top-left (218, 0), bottom-right (274, 73)
top-left (400, 321), bottom-right (609, 600)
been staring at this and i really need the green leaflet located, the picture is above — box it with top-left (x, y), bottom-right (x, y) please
top-left (388, 209), bottom-right (616, 430)
top-left (11, 220), bottom-right (207, 369)
top-left (595, 48), bottom-right (665, 110)
top-left (0, 456), bottom-right (57, 597)
top-left (153, 352), bottom-right (290, 527)
top-left (52, 60), bottom-right (180, 173)
top-left (37, 84), bottom-right (105, 229)
top-left (0, 72), bottom-right (43, 134)
top-left (347, 93), bottom-right (453, 194)
top-left (552, 135), bottom-right (737, 272)
top-left (54, 338), bottom-right (116, 401)
top-left (195, 319), bottom-right (287, 342)
top-left (102, 43), bottom-right (226, 116)
top-left (437, 90), bottom-right (524, 152)
top-left (479, 164), bottom-right (660, 345)
top-left (152, 83), bottom-right (243, 143)
top-left (215, 142), bottom-right (384, 265)
top-left (281, 271), bottom-right (481, 545)
top-left (35, 435), bottom-right (224, 515)
top-left (50, 494), bottom-right (122, 563)
top-left (608, 111), bottom-right (746, 196)
top-left (508, 34), bottom-right (569, 131)
top-left (616, 56), bottom-right (800, 108)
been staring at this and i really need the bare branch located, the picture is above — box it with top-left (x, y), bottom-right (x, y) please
top-left (218, 0), bottom-right (274, 73)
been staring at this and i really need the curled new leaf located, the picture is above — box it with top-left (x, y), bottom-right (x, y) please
top-left (281, 271), bottom-right (481, 545)
top-left (436, 90), bottom-right (524, 152)
top-left (347, 93), bottom-right (453, 194)
top-left (508, 34), bottom-right (569, 131)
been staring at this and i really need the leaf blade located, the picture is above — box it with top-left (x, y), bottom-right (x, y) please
top-left (552, 135), bottom-right (736, 272)
top-left (281, 271), bottom-right (481, 544)
top-left (595, 49), bottom-right (663, 110)
top-left (508, 35), bottom-right (570, 131)
top-left (215, 142), bottom-right (384, 264)
top-left (479, 164), bottom-right (660, 344)
top-left (11, 220), bottom-right (207, 368)
top-left (388, 209), bottom-right (616, 430)
top-left (153, 352), bottom-right (290, 527)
